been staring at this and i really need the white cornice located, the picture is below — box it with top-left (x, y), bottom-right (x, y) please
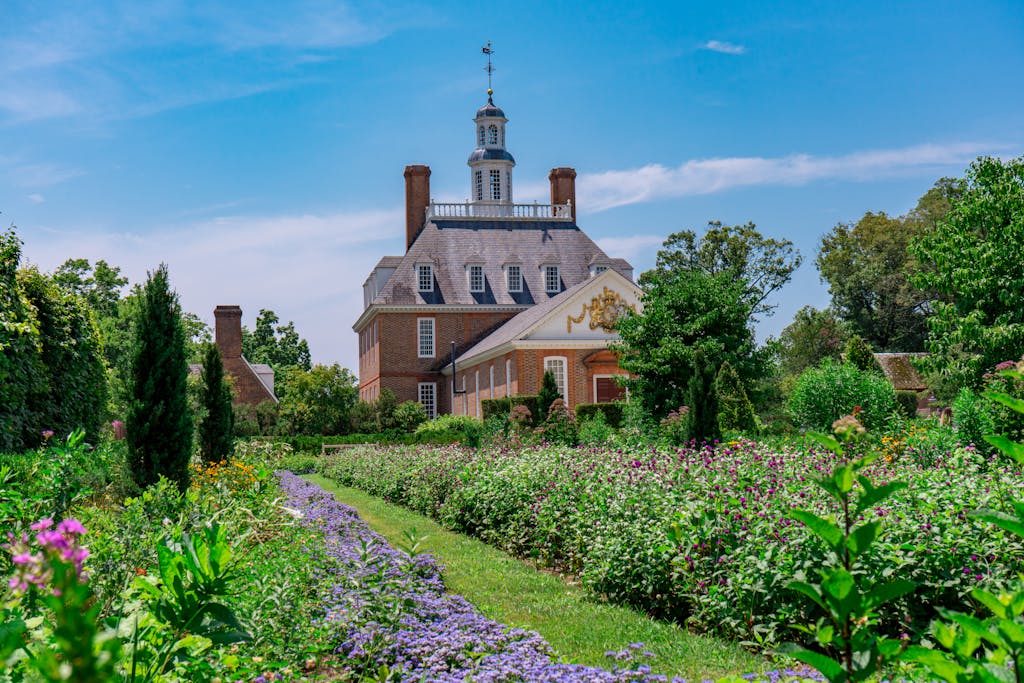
top-left (352, 304), bottom-right (529, 331)
top-left (441, 338), bottom-right (618, 376)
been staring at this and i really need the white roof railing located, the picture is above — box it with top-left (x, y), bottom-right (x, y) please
top-left (426, 200), bottom-right (573, 222)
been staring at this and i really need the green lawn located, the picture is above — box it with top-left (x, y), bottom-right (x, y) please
top-left (305, 474), bottom-right (765, 681)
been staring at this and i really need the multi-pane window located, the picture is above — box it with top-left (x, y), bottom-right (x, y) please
top-left (417, 264), bottom-right (433, 292)
top-left (595, 265), bottom-right (608, 274)
top-left (418, 383), bottom-right (437, 419)
top-left (468, 264), bottom-right (485, 293)
top-left (544, 357), bottom-right (567, 399)
top-left (475, 171), bottom-right (483, 201)
top-left (478, 126), bottom-right (485, 146)
top-left (507, 264), bottom-right (522, 292)
top-left (417, 318), bottom-right (435, 358)
top-left (544, 265), bottom-right (560, 293)
top-left (489, 169), bottom-right (501, 200)
top-left (487, 124), bottom-right (498, 145)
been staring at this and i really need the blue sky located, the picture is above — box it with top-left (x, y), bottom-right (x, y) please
top-left (4, 0), bottom-right (1023, 373)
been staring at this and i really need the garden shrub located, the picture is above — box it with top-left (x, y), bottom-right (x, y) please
top-left (895, 390), bottom-right (920, 420)
top-left (393, 400), bottom-right (428, 433)
top-left (482, 397), bottom-right (512, 420)
top-left (510, 395), bottom-right (540, 425)
top-left (198, 342), bottom-right (234, 464)
top-left (578, 410), bottom-right (615, 446)
top-left (715, 360), bottom-right (756, 434)
top-left (686, 349), bottom-right (720, 445)
top-left (982, 357), bottom-right (1024, 444)
top-left (415, 414), bottom-right (483, 447)
top-left (952, 386), bottom-right (996, 453)
top-left (537, 371), bottom-right (561, 423)
top-left (789, 359), bottom-right (899, 431)
top-left (575, 402), bottom-right (624, 428)
top-left (537, 398), bottom-right (577, 446)
top-left (844, 334), bottom-right (884, 374)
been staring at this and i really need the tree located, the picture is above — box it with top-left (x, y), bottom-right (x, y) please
top-left (126, 264), bottom-right (193, 491)
top-left (775, 306), bottom-right (850, 380)
top-left (844, 335), bottom-right (883, 375)
top-left (649, 221), bottom-right (801, 320)
top-left (616, 266), bottom-right (757, 421)
top-left (816, 179), bottom-right (961, 352)
top-left (52, 258), bottom-right (128, 319)
top-left (910, 156), bottom-right (1024, 399)
top-left (687, 349), bottom-right (721, 445)
top-left (716, 360), bottom-right (756, 433)
top-left (277, 364), bottom-right (359, 435)
top-left (536, 371), bottom-right (561, 424)
top-left (242, 309), bottom-right (311, 377)
top-left (198, 343), bottom-right (234, 464)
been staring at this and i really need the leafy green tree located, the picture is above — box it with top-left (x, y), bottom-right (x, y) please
top-left (393, 401), bottom-right (428, 433)
top-left (0, 229), bottom-right (44, 450)
top-left (198, 343), bottom-right (234, 463)
top-left (686, 349), bottom-right (721, 444)
top-left (536, 370), bottom-right (561, 424)
top-left (616, 266), bottom-right (757, 421)
top-left (278, 364), bottom-right (358, 435)
top-left (242, 309), bottom-right (312, 377)
top-left (910, 156), bottom-right (1024, 399)
top-left (374, 387), bottom-right (399, 432)
top-left (126, 264), bottom-right (193, 491)
top-left (816, 179), bottom-right (961, 352)
top-left (716, 360), bottom-right (756, 433)
top-left (776, 306), bottom-right (851, 380)
top-left (844, 335), bottom-right (883, 375)
top-left (18, 268), bottom-right (108, 445)
top-left (650, 221), bottom-right (801, 320)
top-left (52, 258), bottom-right (128, 319)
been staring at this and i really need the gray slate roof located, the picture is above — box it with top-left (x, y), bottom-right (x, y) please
top-left (374, 256), bottom-right (404, 269)
top-left (368, 218), bottom-right (631, 307)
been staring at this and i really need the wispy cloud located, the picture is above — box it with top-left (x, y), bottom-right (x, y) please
top-left (22, 206), bottom-right (405, 371)
top-left (0, 156), bottom-right (84, 188)
top-left (595, 235), bottom-right (665, 263)
top-left (27, 193), bottom-right (45, 204)
top-left (577, 142), bottom-right (1002, 212)
top-left (703, 40), bottom-right (746, 55)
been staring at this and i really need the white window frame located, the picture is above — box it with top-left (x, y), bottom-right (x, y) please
top-left (544, 265), bottom-right (560, 294)
top-left (544, 356), bottom-right (568, 400)
top-left (489, 365), bottom-right (495, 399)
top-left (506, 264), bottom-right (523, 293)
top-left (505, 359), bottom-right (512, 395)
top-left (478, 125), bottom-right (485, 146)
top-left (475, 370), bottom-right (481, 416)
top-left (417, 264), bottom-right (433, 293)
top-left (487, 124), bottom-right (498, 145)
top-left (418, 382), bottom-right (437, 419)
top-left (417, 317), bottom-right (435, 358)
top-left (468, 264), bottom-right (485, 293)
top-left (475, 171), bottom-right (483, 201)
top-left (489, 169), bottom-right (501, 200)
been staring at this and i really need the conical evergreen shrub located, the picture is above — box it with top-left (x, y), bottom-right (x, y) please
top-left (537, 370), bottom-right (561, 424)
top-left (199, 342), bottom-right (234, 464)
top-left (716, 360), bottom-right (756, 433)
top-left (126, 264), bottom-right (193, 491)
top-left (845, 335), bottom-right (884, 375)
top-left (687, 349), bottom-right (721, 445)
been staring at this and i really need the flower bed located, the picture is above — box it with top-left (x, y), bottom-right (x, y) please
top-left (277, 472), bottom-right (677, 682)
top-left (315, 440), bottom-right (1024, 648)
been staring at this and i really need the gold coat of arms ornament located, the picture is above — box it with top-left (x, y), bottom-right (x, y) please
top-left (566, 287), bottom-right (636, 333)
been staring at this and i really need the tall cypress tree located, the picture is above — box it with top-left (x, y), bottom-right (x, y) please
top-left (199, 342), bottom-right (234, 464)
top-left (126, 264), bottom-right (192, 491)
top-left (687, 349), bottom-right (721, 446)
top-left (536, 370), bottom-right (561, 424)
top-left (715, 360), bottom-right (756, 433)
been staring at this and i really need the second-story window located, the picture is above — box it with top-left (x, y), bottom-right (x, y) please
top-left (507, 264), bottom-right (522, 292)
top-left (490, 169), bottom-right (501, 200)
top-left (468, 264), bottom-right (485, 293)
top-left (417, 264), bottom-right (433, 292)
top-left (544, 265), bottom-right (560, 294)
top-left (418, 318), bottom-right (435, 358)
top-left (487, 124), bottom-right (498, 145)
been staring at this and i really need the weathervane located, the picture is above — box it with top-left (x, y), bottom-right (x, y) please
top-left (482, 40), bottom-right (495, 97)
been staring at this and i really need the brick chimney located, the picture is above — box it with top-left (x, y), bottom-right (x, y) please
top-left (549, 167), bottom-right (577, 222)
top-left (214, 305), bottom-right (243, 360)
top-left (404, 165), bottom-right (431, 251)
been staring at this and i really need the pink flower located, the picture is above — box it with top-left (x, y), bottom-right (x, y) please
top-left (30, 518), bottom-right (53, 531)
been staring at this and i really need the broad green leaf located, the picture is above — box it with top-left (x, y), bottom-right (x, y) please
top-left (864, 579), bottom-right (916, 610)
top-left (791, 509), bottom-right (844, 550)
top-left (776, 644), bottom-right (846, 683)
top-left (817, 624), bottom-right (835, 645)
top-left (946, 611), bottom-right (1000, 648)
top-left (983, 435), bottom-right (1024, 466)
top-left (788, 580), bottom-right (827, 611)
top-left (996, 618), bottom-right (1024, 645)
top-left (834, 466), bottom-right (855, 494)
top-left (972, 509), bottom-right (1024, 540)
top-left (847, 522), bottom-right (880, 558)
top-left (980, 662), bottom-right (1016, 683)
top-left (972, 588), bottom-right (1009, 620)
top-left (902, 646), bottom-right (966, 683)
top-left (983, 391), bottom-right (1024, 415)
top-left (855, 480), bottom-right (908, 515)
top-left (809, 432), bottom-right (843, 457)
top-left (822, 569), bottom-right (859, 620)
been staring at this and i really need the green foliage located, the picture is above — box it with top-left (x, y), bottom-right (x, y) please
top-left (894, 390), bottom-right (920, 420)
top-left (199, 343), bottom-right (234, 464)
top-left (575, 402), bottom-right (625, 428)
top-left (52, 257), bottom-right (128, 319)
top-left (952, 386), bottom-right (996, 453)
top-left (779, 430), bottom-right (913, 683)
top-left (776, 306), bottom-right (851, 383)
top-left (0, 228), bottom-right (45, 451)
top-left (537, 371), bottom-right (561, 424)
top-left (241, 308), bottom-right (311, 381)
top-left (277, 363), bottom-right (358, 435)
top-left (911, 156), bottom-right (1024, 400)
top-left (374, 387), bottom-right (399, 431)
top-left (126, 264), bottom-right (193, 492)
top-left (577, 410), bottom-right (615, 446)
top-left (415, 414), bottom-right (483, 447)
top-left (18, 266), bottom-right (108, 445)
top-left (537, 398), bottom-right (578, 446)
top-left (482, 397), bottom-right (512, 421)
top-left (844, 336), bottom-right (883, 375)
top-left (789, 359), bottom-right (899, 432)
top-left (688, 349), bottom-right (721, 444)
top-left (616, 265), bottom-right (758, 421)
top-left (716, 361), bottom-right (756, 434)
top-left (652, 221), bottom-right (802, 320)
top-left (392, 400), bottom-right (428, 433)
top-left (511, 395), bottom-right (541, 426)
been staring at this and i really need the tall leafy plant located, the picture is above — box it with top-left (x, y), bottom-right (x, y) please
top-left (199, 342), bottom-right (234, 464)
top-left (536, 370), bottom-right (561, 424)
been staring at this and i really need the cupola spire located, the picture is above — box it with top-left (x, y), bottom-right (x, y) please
top-left (469, 41), bottom-right (515, 206)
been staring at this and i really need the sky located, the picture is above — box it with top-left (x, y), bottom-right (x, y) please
top-left (3, 0), bottom-right (1023, 376)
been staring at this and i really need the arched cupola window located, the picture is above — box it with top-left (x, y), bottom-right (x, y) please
top-left (478, 126), bottom-right (485, 146)
top-left (487, 124), bottom-right (498, 145)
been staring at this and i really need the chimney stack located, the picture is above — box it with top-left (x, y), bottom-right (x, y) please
top-left (404, 165), bottom-right (431, 251)
top-left (548, 167), bottom-right (577, 222)
top-left (214, 305), bottom-right (243, 360)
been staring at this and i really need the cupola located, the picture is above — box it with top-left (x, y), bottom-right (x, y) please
top-left (468, 88), bottom-right (515, 204)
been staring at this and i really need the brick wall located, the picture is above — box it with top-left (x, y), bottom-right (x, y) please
top-left (214, 305), bottom-right (276, 406)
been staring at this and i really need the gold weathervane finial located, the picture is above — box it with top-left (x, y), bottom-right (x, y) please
top-left (482, 41), bottom-right (495, 98)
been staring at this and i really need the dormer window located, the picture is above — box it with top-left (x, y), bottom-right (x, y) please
top-left (544, 265), bottom-right (561, 294)
top-left (468, 264), bottom-right (485, 293)
top-left (417, 264), bottom-right (433, 292)
top-left (487, 124), bottom-right (498, 145)
top-left (507, 264), bottom-right (523, 292)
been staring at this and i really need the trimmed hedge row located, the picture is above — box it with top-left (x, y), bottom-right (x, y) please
top-left (574, 403), bottom-right (624, 428)
top-left (482, 396), bottom-right (625, 429)
top-left (251, 431), bottom-right (462, 452)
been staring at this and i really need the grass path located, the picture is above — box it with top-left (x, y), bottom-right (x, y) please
top-left (305, 474), bottom-right (765, 681)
